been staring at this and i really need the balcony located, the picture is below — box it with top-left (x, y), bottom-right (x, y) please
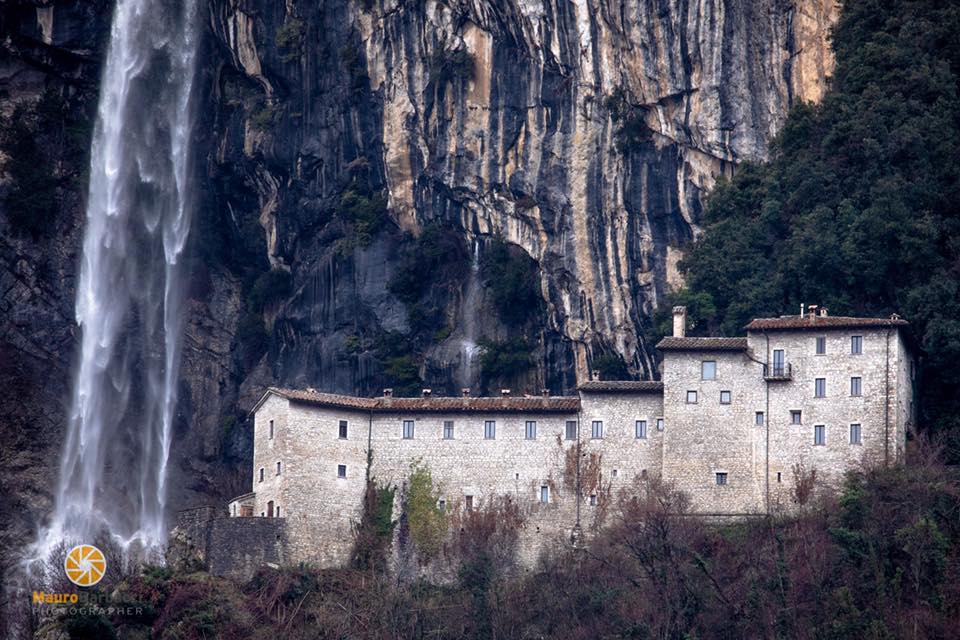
top-left (764, 362), bottom-right (792, 381)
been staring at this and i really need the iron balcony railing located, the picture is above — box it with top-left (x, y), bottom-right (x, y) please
top-left (764, 362), bottom-right (792, 380)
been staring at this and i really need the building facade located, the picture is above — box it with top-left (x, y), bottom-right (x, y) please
top-left (229, 307), bottom-right (916, 567)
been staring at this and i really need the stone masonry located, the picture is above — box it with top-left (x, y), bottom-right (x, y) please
top-left (225, 306), bottom-right (916, 569)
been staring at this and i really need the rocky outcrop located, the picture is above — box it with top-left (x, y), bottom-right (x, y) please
top-left (0, 0), bottom-right (836, 578)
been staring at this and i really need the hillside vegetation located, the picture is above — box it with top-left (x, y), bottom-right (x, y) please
top-left (669, 0), bottom-right (960, 457)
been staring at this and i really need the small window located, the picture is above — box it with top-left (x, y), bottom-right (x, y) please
top-left (525, 420), bottom-right (537, 440)
top-left (484, 420), bottom-right (496, 440)
top-left (403, 419), bottom-right (415, 439)
top-left (540, 485), bottom-right (549, 504)
top-left (791, 410), bottom-right (802, 425)
top-left (261, 512), bottom-right (265, 517)
top-left (777, 472), bottom-right (782, 483)
top-left (259, 467), bottom-right (264, 482)
top-left (816, 336), bottom-right (826, 355)
top-left (565, 420), bottom-right (577, 440)
top-left (814, 425), bottom-right (826, 446)
top-left (851, 335), bottom-right (863, 354)
top-left (465, 495), bottom-right (474, 511)
top-left (338, 420), bottom-right (348, 439)
top-left (337, 464), bottom-right (347, 478)
top-left (686, 390), bottom-right (698, 404)
top-left (276, 505), bottom-right (281, 518)
top-left (269, 419), bottom-right (274, 439)
top-left (438, 499), bottom-right (446, 513)
top-left (755, 411), bottom-right (765, 426)
top-left (591, 420), bottom-right (603, 439)
top-left (276, 461), bottom-right (282, 476)
top-left (635, 420), bottom-right (647, 439)
top-left (656, 418), bottom-right (664, 431)
top-left (702, 360), bottom-right (717, 380)
top-left (720, 390), bottom-right (732, 404)
top-left (589, 494), bottom-right (597, 506)
top-left (716, 472), bottom-right (728, 486)
top-left (850, 377), bottom-right (862, 397)
top-left (815, 378), bottom-right (826, 398)
top-left (850, 423), bottom-right (862, 445)
top-left (443, 420), bottom-right (454, 440)
top-left (612, 469), bottom-right (618, 478)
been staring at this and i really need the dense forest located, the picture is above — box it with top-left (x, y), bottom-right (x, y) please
top-left (661, 0), bottom-right (960, 460)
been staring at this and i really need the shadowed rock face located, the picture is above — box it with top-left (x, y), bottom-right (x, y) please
top-left (0, 0), bottom-right (835, 566)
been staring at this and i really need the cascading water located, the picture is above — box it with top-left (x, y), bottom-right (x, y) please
top-left (458, 239), bottom-right (482, 389)
top-left (31, 0), bottom-right (200, 560)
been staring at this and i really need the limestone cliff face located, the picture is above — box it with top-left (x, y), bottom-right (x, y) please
top-left (0, 0), bottom-right (835, 560)
top-left (204, 0), bottom-right (836, 393)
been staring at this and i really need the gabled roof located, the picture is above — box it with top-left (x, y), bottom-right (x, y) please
top-left (656, 337), bottom-right (748, 351)
top-left (745, 315), bottom-right (910, 331)
top-left (252, 387), bottom-right (580, 414)
top-left (578, 380), bottom-right (663, 393)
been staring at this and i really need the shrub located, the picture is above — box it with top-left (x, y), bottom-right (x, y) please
top-left (478, 337), bottom-right (533, 381)
top-left (352, 479), bottom-right (396, 569)
top-left (591, 353), bottom-right (628, 380)
top-left (248, 268), bottom-right (292, 312)
top-left (275, 18), bottom-right (304, 63)
top-left (336, 183), bottom-right (388, 246)
top-left (480, 238), bottom-right (543, 326)
top-left (405, 462), bottom-right (446, 563)
top-left (388, 224), bottom-right (470, 305)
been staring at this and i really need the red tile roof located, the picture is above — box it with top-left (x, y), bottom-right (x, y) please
top-left (656, 337), bottom-right (748, 351)
top-left (579, 381), bottom-right (664, 393)
top-left (258, 387), bottom-right (580, 413)
top-left (745, 315), bottom-right (909, 331)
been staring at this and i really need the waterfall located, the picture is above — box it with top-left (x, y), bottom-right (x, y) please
top-left (31, 0), bottom-right (200, 559)
top-left (458, 239), bottom-right (482, 389)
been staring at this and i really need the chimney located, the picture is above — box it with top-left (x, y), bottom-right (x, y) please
top-left (541, 388), bottom-right (550, 397)
top-left (591, 369), bottom-right (600, 382)
top-left (672, 306), bottom-right (687, 337)
top-left (306, 387), bottom-right (317, 393)
top-left (808, 304), bottom-right (818, 319)
top-left (500, 389), bottom-right (511, 397)
top-left (800, 303), bottom-right (805, 318)
top-left (818, 307), bottom-right (828, 317)
top-left (461, 387), bottom-right (471, 396)
top-left (383, 388), bottom-right (393, 397)
top-left (421, 389), bottom-right (432, 398)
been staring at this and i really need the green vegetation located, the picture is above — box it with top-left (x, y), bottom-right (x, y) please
top-left (604, 87), bottom-right (652, 152)
top-left (404, 462), bottom-right (446, 562)
top-left (675, 0), bottom-right (960, 458)
top-left (351, 478), bottom-right (396, 569)
top-left (249, 100), bottom-right (278, 131)
top-left (480, 238), bottom-right (543, 326)
top-left (478, 337), bottom-right (533, 381)
top-left (388, 224), bottom-right (470, 305)
top-left (591, 352), bottom-right (628, 380)
top-left (247, 268), bottom-right (293, 312)
top-left (373, 331), bottom-right (423, 397)
top-left (275, 18), bottom-right (304, 63)
top-left (429, 47), bottom-right (475, 84)
top-left (336, 178), bottom-right (388, 247)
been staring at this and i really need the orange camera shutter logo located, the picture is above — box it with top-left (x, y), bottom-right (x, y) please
top-left (64, 544), bottom-right (106, 587)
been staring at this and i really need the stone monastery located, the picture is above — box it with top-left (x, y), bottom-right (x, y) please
top-left (224, 305), bottom-right (916, 567)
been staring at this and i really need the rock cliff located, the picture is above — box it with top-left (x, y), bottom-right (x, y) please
top-left (0, 0), bottom-right (836, 571)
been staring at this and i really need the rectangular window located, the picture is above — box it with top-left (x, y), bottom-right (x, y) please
top-left (755, 411), bottom-right (765, 426)
top-left (338, 420), bottom-right (348, 439)
top-left (777, 472), bottom-right (782, 483)
top-left (716, 472), bottom-right (728, 486)
top-left (814, 425), bottom-right (826, 446)
top-left (635, 420), bottom-right (647, 439)
top-left (815, 378), bottom-right (826, 398)
top-left (656, 418), bottom-right (664, 431)
top-left (337, 464), bottom-right (347, 478)
top-left (686, 390), bottom-right (698, 404)
top-left (525, 420), bottom-right (537, 440)
top-left (850, 423), bottom-right (862, 445)
top-left (402, 420), bottom-right (415, 439)
top-left (443, 420), bottom-right (454, 440)
top-left (276, 506), bottom-right (280, 518)
top-left (276, 461), bottom-right (282, 476)
top-left (589, 494), bottom-right (597, 506)
top-left (259, 467), bottom-right (264, 482)
top-left (591, 420), bottom-right (603, 439)
top-left (816, 336), bottom-right (826, 355)
top-left (269, 419), bottom-right (274, 439)
top-left (851, 335), bottom-right (863, 354)
top-left (702, 360), bottom-right (717, 380)
top-left (850, 376), bottom-right (862, 397)
top-left (484, 420), bottom-right (496, 440)
top-left (438, 499), bottom-right (446, 513)
top-left (565, 420), bottom-right (577, 441)
top-left (720, 390), bottom-right (732, 404)
top-left (772, 349), bottom-right (786, 377)
top-left (791, 410), bottom-right (802, 425)
top-left (540, 486), bottom-right (549, 504)
top-left (465, 495), bottom-right (474, 511)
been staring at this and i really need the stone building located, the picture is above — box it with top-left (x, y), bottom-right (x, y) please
top-left (227, 306), bottom-right (916, 568)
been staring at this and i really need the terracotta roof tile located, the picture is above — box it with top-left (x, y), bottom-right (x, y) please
top-left (261, 387), bottom-right (579, 413)
top-left (269, 387), bottom-right (378, 410)
top-left (656, 337), bottom-right (748, 351)
top-left (745, 315), bottom-right (909, 331)
top-left (578, 380), bottom-right (664, 393)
